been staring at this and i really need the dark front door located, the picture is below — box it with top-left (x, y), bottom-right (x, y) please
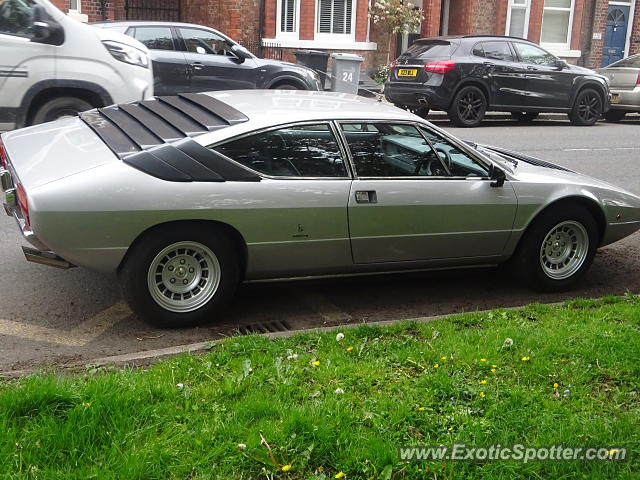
top-left (512, 42), bottom-right (574, 109)
top-left (177, 27), bottom-right (258, 91)
top-left (601, 6), bottom-right (630, 67)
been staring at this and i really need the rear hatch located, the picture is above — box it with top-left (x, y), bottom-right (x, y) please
top-left (389, 39), bottom-right (459, 84)
top-left (598, 56), bottom-right (640, 90)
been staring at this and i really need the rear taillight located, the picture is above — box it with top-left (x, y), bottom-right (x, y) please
top-left (0, 138), bottom-right (7, 169)
top-left (16, 182), bottom-right (30, 227)
top-left (636, 73), bottom-right (640, 85)
top-left (423, 60), bottom-right (456, 74)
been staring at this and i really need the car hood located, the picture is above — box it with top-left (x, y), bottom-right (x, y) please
top-left (1, 117), bottom-right (119, 190)
top-left (255, 57), bottom-right (316, 74)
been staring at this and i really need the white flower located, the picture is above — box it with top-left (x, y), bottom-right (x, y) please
top-left (286, 353), bottom-right (299, 360)
top-left (176, 383), bottom-right (184, 390)
top-left (336, 332), bottom-right (345, 342)
top-left (237, 443), bottom-right (247, 450)
top-left (335, 388), bottom-right (345, 394)
top-left (502, 338), bottom-right (514, 348)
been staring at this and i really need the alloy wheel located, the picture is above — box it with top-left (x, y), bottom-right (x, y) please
top-left (577, 93), bottom-right (601, 123)
top-left (147, 241), bottom-right (221, 313)
top-left (457, 90), bottom-right (484, 122)
top-left (539, 221), bottom-right (589, 280)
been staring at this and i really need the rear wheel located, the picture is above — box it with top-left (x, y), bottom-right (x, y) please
top-left (32, 97), bottom-right (93, 125)
top-left (447, 85), bottom-right (487, 127)
top-left (604, 110), bottom-right (626, 122)
top-left (271, 83), bottom-right (300, 90)
top-left (511, 204), bottom-right (598, 291)
top-left (119, 225), bottom-right (240, 328)
top-left (510, 112), bottom-right (539, 122)
top-left (568, 88), bottom-right (603, 126)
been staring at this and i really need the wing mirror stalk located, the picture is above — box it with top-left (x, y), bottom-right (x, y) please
top-left (231, 44), bottom-right (252, 64)
top-left (31, 5), bottom-right (64, 45)
top-left (489, 165), bottom-right (506, 187)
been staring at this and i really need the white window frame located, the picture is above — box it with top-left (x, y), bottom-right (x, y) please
top-left (505, 0), bottom-right (531, 39)
top-left (69, 0), bottom-right (81, 13)
top-left (540, 0), bottom-right (575, 50)
top-left (315, 0), bottom-right (357, 42)
top-left (276, 0), bottom-right (300, 39)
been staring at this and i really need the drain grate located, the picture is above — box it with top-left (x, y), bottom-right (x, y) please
top-left (237, 320), bottom-right (292, 335)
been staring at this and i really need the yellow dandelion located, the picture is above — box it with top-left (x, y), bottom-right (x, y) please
top-left (346, 346), bottom-right (353, 351)
top-left (480, 358), bottom-right (487, 362)
top-left (521, 356), bottom-right (530, 362)
top-left (440, 356), bottom-right (447, 360)
top-left (553, 383), bottom-right (559, 389)
top-left (282, 465), bottom-right (292, 472)
top-left (480, 379), bottom-right (487, 384)
top-left (312, 360), bottom-right (320, 366)
top-left (491, 364), bottom-right (497, 368)
top-left (82, 402), bottom-right (91, 407)
top-left (490, 368), bottom-right (496, 373)
top-left (433, 363), bottom-right (440, 368)
top-left (335, 472), bottom-right (346, 479)
top-left (417, 407), bottom-right (425, 411)
top-left (480, 392), bottom-right (485, 398)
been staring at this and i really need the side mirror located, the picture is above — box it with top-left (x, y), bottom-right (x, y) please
top-left (489, 164), bottom-right (506, 187)
top-left (31, 4), bottom-right (63, 45)
top-left (555, 59), bottom-right (569, 70)
top-left (231, 44), bottom-right (251, 63)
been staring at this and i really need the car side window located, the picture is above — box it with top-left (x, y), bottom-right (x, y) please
top-left (179, 27), bottom-right (234, 56)
top-left (213, 123), bottom-right (348, 178)
top-left (130, 27), bottom-right (175, 51)
top-left (419, 127), bottom-right (490, 177)
top-left (472, 43), bottom-right (485, 58)
top-left (609, 55), bottom-right (640, 68)
top-left (0, 0), bottom-right (35, 37)
top-left (513, 43), bottom-right (557, 66)
top-left (340, 123), bottom-right (450, 178)
top-left (481, 41), bottom-right (514, 62)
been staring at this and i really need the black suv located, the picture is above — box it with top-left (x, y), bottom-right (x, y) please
top-left (385, 36), bottom-right (610, 127)
top-left (93, 21), bottom-right (322, 95)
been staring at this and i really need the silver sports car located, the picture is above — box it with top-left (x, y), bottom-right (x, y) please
top-left (2, 91), bottom-right (640, 327)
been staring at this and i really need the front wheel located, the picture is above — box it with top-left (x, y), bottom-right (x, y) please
top-left (568, 89), bottom-right (603, 126)
top-left (32, 97), bottom-right (93, 125)
top-left (447, 86), bottom-right (487, 127)
top-left (511, 205), bottom-right (598, 291)
top-left (119, 225), bottom-right (241, 328)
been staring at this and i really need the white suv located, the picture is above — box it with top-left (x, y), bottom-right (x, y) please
top-left (0, 0), bottom-right (154, 130)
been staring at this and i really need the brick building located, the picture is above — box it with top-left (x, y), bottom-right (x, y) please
top-left (51, 0), bottom-right (640, 70)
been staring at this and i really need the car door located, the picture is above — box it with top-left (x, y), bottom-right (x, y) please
top-left (176, 27), bottom-right (258, 91)
top-left (512, 42), bottom-right (574, 109)
top-left (0, 0), bottom-right (54, 129)
top-left (127, 25), bottom-right (189, 96)
top-left (210, 122), bottom-right (353, 277)
top-left (473, 41), bottom-right (527, 107)
top-left (341, 121), bottom-right (518, 264)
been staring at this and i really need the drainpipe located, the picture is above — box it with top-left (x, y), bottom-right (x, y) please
top-left (100, 0), bottom-right (108, 21)
top-left (258, 0), bottom-right (265, 58)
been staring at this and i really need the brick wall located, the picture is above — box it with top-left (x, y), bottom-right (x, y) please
top-left (586, 0), bottom-right (608, 68)
top-left (630, 2), bottom-right (640, 56)
top-left (473, 0), bottom-right (497, 34)
top-left (420, 0), bottom-right (441, 37)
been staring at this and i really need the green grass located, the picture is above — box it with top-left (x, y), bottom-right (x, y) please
top-left (1, 295), bottom-right (639, 479)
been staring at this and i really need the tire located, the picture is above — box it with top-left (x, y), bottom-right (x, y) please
top-left (568, 88), bottom-right (603, 126)
top-left (32, 97), bottom-right (93, 125)
top-left (604, 110), bottom-right (626, 122)
top-left (119, 225), bottom-right (241, 328)
top-left (510, 112), bottom-right (539, 122)
top-left (410, 106), bottom-right (430, 118)
top-left (447, 85), bottom-right (487, 127)
top-left (271, 83), bottom-right (300, 90)
top-left (511, 204), bottom-right (598, 292)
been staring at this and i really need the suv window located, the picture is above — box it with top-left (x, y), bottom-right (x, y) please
top-left (513, 42), bottom-right (556, 66)
top-left (131, 26), bottom-right (175, 51)
top-left (403, 41), bottom-right (453, 58)
top-left (213, 124), bottom-right (348, 177)
top-left (419, 127), bottom-right (490, 177)
top-left (480, 41), bottom-right (514, 62)
top-left (179, 27), bottom-right (234, 56)
top-left (609, 55), bottom-right (640, 68)
top-left (0, 0), bottom-right (35, 37)
top-left (340, 123), bottom-right (450, 178)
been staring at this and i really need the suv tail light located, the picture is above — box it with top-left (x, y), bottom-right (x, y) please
top-left (636, 73), bottom-right (640, 85)
top-left (423, 60), bottom-right (456, 74)
top-left (0, 137), bottom-right (7, 169)
top-left (16, 182), bottom-right (30, 227)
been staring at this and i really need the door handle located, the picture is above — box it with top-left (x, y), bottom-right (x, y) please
top-left (483, 62), bottom-right (495, 70)
top-left (526, 65), bottom-right (537, 71)
top-left (191, 62), bottom-right (204, 71)
top-left (355, 191), bottom-right (377, 204)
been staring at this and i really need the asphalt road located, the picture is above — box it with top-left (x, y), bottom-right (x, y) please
top-left (1, 114), bottom-right (639, 372)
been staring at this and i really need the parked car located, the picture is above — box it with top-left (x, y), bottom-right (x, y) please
top-left (93, 21), bottom-right (322, 94)
top-left (597, 54), bottom-right (640, 122)
top-left (0, 0), bottom-right (153, 130)
top-left (385, 35), bottom-right (610, 127)
top-left (2, 91), bottom-right (639, 327)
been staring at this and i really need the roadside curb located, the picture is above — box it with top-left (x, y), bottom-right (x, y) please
top-left (0, 302), bottom-right (565, 378)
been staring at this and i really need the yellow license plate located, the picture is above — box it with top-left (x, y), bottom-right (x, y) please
top-left (611, 93), bottom-right (620, 104)
top-left (398, 68), bottom-right (418, 77)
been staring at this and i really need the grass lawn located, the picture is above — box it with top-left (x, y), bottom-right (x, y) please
top-left (1, 295), bottom-right (639, 479)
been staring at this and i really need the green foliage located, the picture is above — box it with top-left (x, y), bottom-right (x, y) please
top-left (1, 296), bottom-right (639, 478)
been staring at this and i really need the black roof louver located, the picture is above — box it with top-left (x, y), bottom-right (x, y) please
top-left (80, 93), bottom-right (260, 182)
